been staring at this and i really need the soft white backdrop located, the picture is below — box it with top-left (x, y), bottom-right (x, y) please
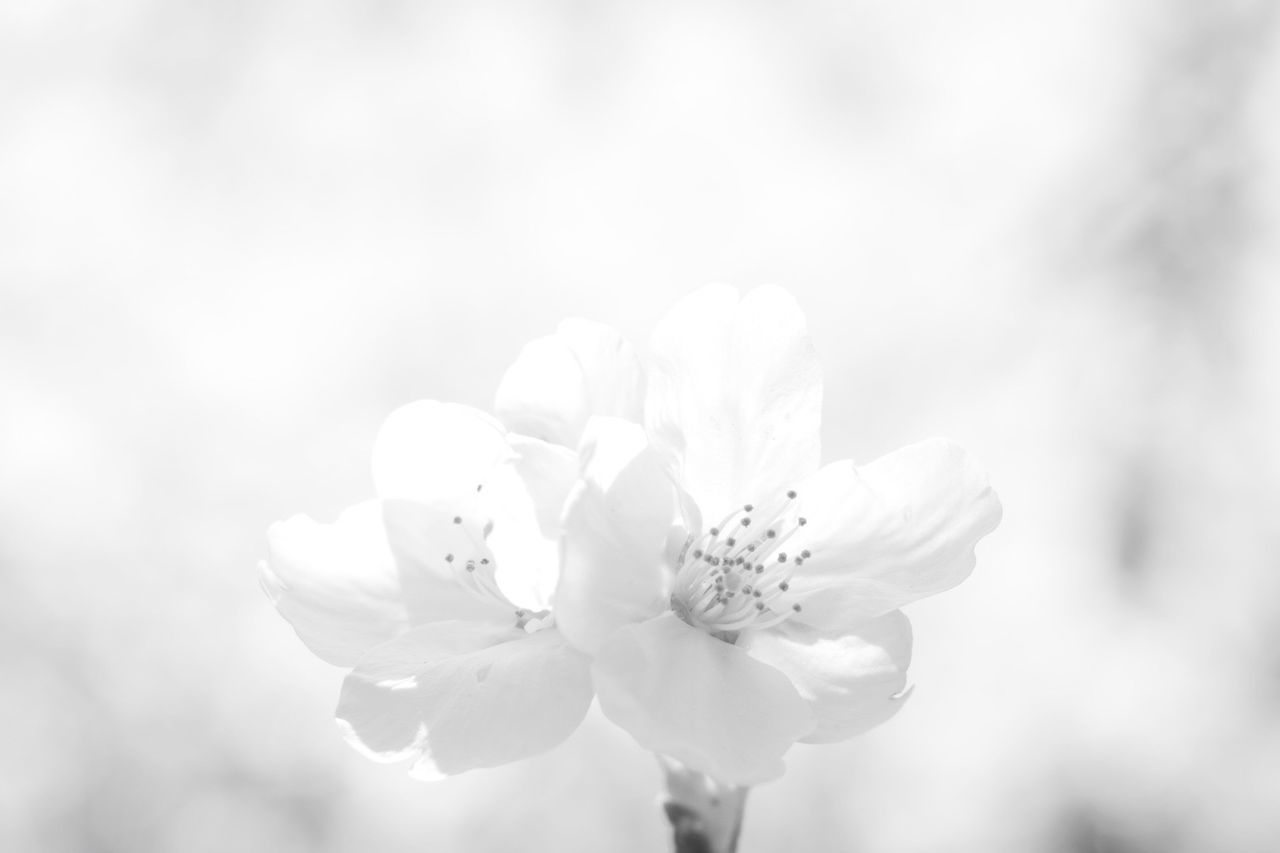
top-left (2, 2), bottom-right (1278, 851)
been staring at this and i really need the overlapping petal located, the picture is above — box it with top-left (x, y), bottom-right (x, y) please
top-left (646, 285), bottom-right (823, 524)
top-left (336, 622), bottom-right (594, 777)
top-left (741, 611), bottom-right (913, 744)
top-left (372, 401), bottom-right (512, 507)
top-left (494, 319), bottom-right (644, 449)
top-left (592, 613), bottom-right (813, 785)
top-left (481, 437), bottom-right (578, 611)
top-left (555, 418), bottom-right (675, 655)
top-left (780, 439), bottom-right (1002, 628)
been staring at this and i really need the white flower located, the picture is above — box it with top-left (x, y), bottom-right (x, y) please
top-left (554, 285), bottom-right (1002, 785)
top-left (262, 321), bottom-right (641, 778)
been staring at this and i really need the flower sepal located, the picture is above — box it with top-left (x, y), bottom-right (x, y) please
top-left (659, 754), bottom-right (749, 853)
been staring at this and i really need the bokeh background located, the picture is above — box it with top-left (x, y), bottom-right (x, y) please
top-left (3, 1), bottom-right (1279, 851)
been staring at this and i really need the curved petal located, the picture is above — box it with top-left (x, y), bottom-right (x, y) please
top-left (555, 418), bottom-right (675, 655)
top-left (593, 613), bottom-right (813, 785)
top-left (494, 319), bottom-right (643, 449)
top-left (481, 437), bottom-right (577, 611)
top-left (336, 623), bottom-right (594, 777)
top-left (645, 285), bottom-right (822, 524)
top-left (262, 501), bottom-right (413, 667)
top-left (372, 401), bottom-right (512, 507)
top-left (506, 436), bottom-right (579, 538)
top-left (781, 439), bottom-right (1002, 628)
top-left (741, 611), bottom-right (912, 744)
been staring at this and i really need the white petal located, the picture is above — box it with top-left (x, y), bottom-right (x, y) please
top-left (782, 439), bottom-right (1002, 628)
top-left (336, 623), bottom-right (594, 776)
top-left (554, 418), bottom-right (675, 655)
top-left (741, 611), bottom-right (912, 744)
top-left (494, 319), bottom-right (643, 448)
top-left (481, 437), bottom-right (577, 611)
top-left (263, 500), bottom-right (514, 667)
top-left (262, 502), bottom-right (411, 667)
top-left (646, 285), bottom-right (822, 523)
top-left (372, 401), bottom-right (512, 506)
top-left (593, 613), bottom-right (813, 785)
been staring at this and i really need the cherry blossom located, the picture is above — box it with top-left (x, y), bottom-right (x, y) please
top-left (262, 321), bottom-right (641, 777)
top-left (555, 286), bottom-right (1002, 784)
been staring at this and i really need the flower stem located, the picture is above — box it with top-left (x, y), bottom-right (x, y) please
top-left (658, 757), bottom-right (749, 853)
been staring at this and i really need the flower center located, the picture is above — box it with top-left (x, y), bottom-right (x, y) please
top-left (440, 513), bottom-right (554, 634)
top-left (669, 489), bottom-right (812, 641)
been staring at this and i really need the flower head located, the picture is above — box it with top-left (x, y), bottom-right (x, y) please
top-left (262, 320), bottom-right (641, 778)
top-left (555, 285), bottom-right (1002, 784)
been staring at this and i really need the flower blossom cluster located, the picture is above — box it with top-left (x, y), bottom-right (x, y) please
top-left (261, 285), bottom-right (1002, 785)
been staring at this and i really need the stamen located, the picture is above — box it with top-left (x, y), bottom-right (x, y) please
top-left (669, 489), bottom-right (815, 636)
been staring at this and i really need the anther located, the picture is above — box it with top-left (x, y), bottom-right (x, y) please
top-left (801, 549), bottom-right (811, 558)
top-left (465, 562), bottom-right (476, 572)
top-left (445, 554), bottom-right (454, 563)
top-left (709, 527), bottom-right (719, 536)
top-left (754, 565), bottom-right (764, 574)
top-left (777, 553), bottom-right (787, 562)
top-left (753, 590), bottom-right (762, 598)
top-left (787, 490), bottom-right (797, 499)
top-left (779, 581), bottom-right (790, 591)
top-left (453, 516), bottom-right (462, 524)
top-left (693, 549), bottom-right (704, 559)
top-left (740, 518), bottom-right (751, 526)
top-left (726, 538), bottom-right (736, 547)
top-left (766, 530), bottom-right (777, 539)
top-left (755, 601), bottom-right (766, 611)
top-left (792, 603), bottom-right (803, 612)
top-left (480, 558), bottom-right (490, 565)
top-left (744, 504), bottom-right (754, 512)
top-left (798, 517), bottom-right (808, 526)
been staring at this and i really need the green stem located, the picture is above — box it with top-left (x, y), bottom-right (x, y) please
top-left (658, 757), bottom-right (749, 853)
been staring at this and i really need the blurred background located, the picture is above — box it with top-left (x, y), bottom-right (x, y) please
top-left (2, 1), bottom-right (1279, 851)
